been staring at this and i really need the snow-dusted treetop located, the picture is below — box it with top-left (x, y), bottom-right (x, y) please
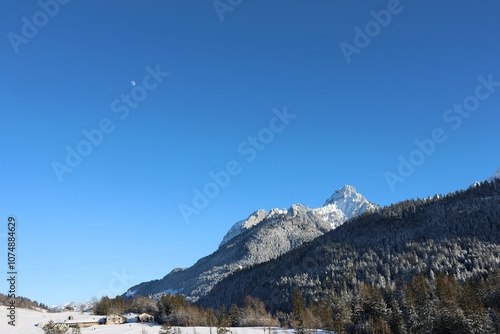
top-left (488, 168), bottom-right (500, 182)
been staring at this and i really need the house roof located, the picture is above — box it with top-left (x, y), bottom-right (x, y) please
top-left (138, 313), bottom-right (154, 317)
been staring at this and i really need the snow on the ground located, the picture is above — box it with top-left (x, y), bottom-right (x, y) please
top-left (0, 307), bottom-right (313, 334)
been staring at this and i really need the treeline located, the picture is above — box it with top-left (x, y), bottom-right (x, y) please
top-left (93, 294), bottom-right (278, 327)
top-left (93, 270), bottom-right (499, 333)
top-left (0, 293), bottom-right (48, 310)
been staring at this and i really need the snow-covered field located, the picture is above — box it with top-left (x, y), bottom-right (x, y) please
top-left (0, 307), bottom-right (299, 334)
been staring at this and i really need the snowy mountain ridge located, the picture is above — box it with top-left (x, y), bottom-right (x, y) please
top-left (125, 185), bottom-right (378, 302)
top-left (219, 209), bottom-right (269, 247)
top-left (49, 301), bottom-right (93, 313)
top-left (219, 185), bottom-right (379, 247)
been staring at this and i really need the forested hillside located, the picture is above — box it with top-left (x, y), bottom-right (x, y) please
top-left (198, 179), bottom-right (500, 333)
top-left (0, 293), bottom-right (48, 310)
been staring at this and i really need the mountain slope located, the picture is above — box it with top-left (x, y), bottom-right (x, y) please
top-left (199, 179), bottom-right (500, 311)
top-left (125, 186), bottom-right (378, 301)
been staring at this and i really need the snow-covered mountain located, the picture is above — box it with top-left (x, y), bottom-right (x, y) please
top-left (313, 185), bottom-right (379, 227)
top-left (199, 177), bottom-right (500, 311)
top-left (220, 185), bottom-right (379, 247)
top-left (49, 301), bottom-right (93, 313)
top-left (125, 185), bottom-right (378, 301)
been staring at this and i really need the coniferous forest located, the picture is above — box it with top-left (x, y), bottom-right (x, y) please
top-left (92, 270), bottom-right (499, 334)
top-left (92, 179), bottom-right (500, 333)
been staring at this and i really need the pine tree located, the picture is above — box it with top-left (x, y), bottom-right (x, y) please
top-left (460, 282), bottom-right (491, 334)
top-left (229, 304), bottom-right (241, 327)
top-left (93, 296), bottom-right (112, 315)
top-left (217, 305), bottom-right (230, 334)
top-left (292, 289), bottom-right (306, 334)
top-left (316, 299), bottom-right (334, 333)
top-left (206, 308), bottom-right (217, 334)
top-left (389, 298), bottom-right (407, 334)
top-left (410, 275), bottom-right (435, 333)
top-left (42, 320), bottom-right (69, 334)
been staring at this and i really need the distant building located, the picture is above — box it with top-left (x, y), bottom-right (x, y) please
top-left (55, 316), bottom-right (104, 328)
top-left (106, 314), bottom-right (127, 325)
top-left (63, 320), bottom-right (102, 328)
top-left (137, 313), bottom-right (155, 323)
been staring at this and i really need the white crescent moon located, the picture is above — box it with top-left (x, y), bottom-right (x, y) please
top-left (131, 81), bottom-right (136, 87)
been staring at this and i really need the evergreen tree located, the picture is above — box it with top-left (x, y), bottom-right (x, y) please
top-left (94, 296), bottom-right (112, 315)
top-left (292, 289), bottom-right (306, 334)
top-left (206, 308), bottom-right (217, 334)
top-left (217, 304), bottom-right (230, 334)
top-left (460, 282), bottom-right (491, 334)
top-left (42, 320), bottom-right (69, 334)
top-left (229, 303), bottom-right (241, 327)
top-left (389, 298), bottom-right (406, 334)
top-left (410, 275), bottom-right (435, 333)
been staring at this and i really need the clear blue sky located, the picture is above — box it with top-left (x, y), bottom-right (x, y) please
top-left (1, 1), bottom-right (499, 306)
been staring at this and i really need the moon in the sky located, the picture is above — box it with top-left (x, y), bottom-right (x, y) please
top-left (131, 81), bottom-right (136, 87)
